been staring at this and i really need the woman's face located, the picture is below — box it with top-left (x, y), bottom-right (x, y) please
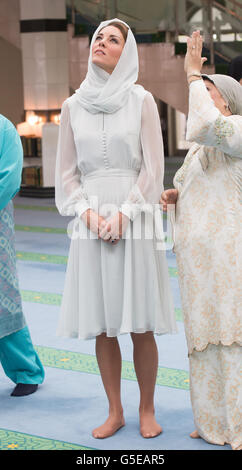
top-left (92, 25), bottom-right (125, 74)
top-left (203, 79), bottom-right (232, 116)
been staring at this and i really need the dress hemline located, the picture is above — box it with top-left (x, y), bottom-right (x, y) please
top-left (0, 324), bottom-right (27, 340)
top-left (56, 327), bottom-right (178, 341)
top-left (194, 431), bottom-right (242, 450)
top-left (188, 339), bottom-right (242, 356)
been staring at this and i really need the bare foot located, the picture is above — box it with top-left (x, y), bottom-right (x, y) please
top-left (92, 415), bottom-right (125, 439)
top-left (190, 430), bottom-right (200, 438)
top-left (140, 411), bottom-right (162, 438)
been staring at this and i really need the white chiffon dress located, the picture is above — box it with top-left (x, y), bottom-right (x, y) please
top-left (55, 86), bottom-right (177, 340)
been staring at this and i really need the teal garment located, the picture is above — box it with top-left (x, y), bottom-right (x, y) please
top-left (0, 326), bottom-right (45, 385)
top-left (0, 114), bottom-right (23, 211)
top-left (0, 115), bottom-right (25, 338)
top-left (0, 201), bottom-right (26, 338)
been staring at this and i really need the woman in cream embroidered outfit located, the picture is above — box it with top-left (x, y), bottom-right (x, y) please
top-left (55, 18), bottom-right (176, 439)
top-left (161, 31), bottom-right (242, 450)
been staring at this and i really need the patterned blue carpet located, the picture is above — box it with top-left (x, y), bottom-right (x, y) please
top-left (0, 195), bottom-right (230, 451)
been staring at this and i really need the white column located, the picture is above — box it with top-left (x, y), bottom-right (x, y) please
top-left (19, 0), bottom-right (69, 190)
top-left (20, 0), bottom-right (69, 111)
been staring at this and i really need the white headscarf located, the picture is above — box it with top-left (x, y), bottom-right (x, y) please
top-left (202, 74), bottom-right (242, 116)
top-left (75, 18), bottom-right (141, 114)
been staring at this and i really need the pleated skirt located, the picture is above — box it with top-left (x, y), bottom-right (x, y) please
top-left (57, 169), bottom-right (177, 340)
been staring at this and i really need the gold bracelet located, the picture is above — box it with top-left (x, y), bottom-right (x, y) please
top-left (187, 72), bottom-right (202, 79)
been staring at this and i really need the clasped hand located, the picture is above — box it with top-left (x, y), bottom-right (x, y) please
top-left (160, 189), bottom-right (178, 212)
top-left (81, 209), bottom-right (130, 245)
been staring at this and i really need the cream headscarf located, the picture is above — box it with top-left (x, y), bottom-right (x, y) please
top-left (75, 18), bottom-right (143, 114)
top-left (202, 73), bottom-right (242, 115)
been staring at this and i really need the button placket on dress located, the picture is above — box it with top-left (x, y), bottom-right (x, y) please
top-left (102, 113), bottom-right (109, 169)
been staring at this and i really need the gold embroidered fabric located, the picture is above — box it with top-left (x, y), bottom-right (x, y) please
top-left (172, 80), bottom-right (242, 354)
top-left (189, 343), bottom-right (242, 449)
top-left (214, 115), bottom-right (235, 145)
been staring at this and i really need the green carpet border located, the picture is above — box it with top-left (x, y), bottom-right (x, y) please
top-left (14, 203), bottom-right (167, 219)
top-left (0, 428), bottom-right (95, 451)
top-left (16, 251), bottom-right (178, 279)
top-left (14, 204), bottom-right (57, 213)
top-left (15, 225), bottom-right (66, 234)
top-left (20, 288), bottom-right (182, 322)
top-left (34, 345), bottom-right (189, 391)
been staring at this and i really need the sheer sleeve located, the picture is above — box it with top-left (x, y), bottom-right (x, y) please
top-left (0, 117), bottom-right (23, 210)
top-left (186, 79), bottom-right (242, 158)
top-left (55, 100), bottom-right (91, 217)
top-left (120, 92), bottom-right (164, 221)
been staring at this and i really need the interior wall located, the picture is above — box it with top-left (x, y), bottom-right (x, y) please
top-left (0, 0), bottom-right (24, 125)
top-left (0, 37), bottom-right (24, 125)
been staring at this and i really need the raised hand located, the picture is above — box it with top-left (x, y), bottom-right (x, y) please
top-left (184, 30), bottom-right (207, 76)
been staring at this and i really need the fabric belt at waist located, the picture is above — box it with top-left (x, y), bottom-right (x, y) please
top-left (82, 168), bottom-right (139, 181)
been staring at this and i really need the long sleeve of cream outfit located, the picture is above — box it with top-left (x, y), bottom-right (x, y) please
top-left (186, 79), bottom-right (242, 158)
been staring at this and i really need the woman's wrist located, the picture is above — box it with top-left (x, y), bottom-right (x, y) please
top-left (187, 70), bottom-right (201, 77)
top-left (187, 70), bottom-right (202, 85)
top-left (187, 76), bottom-right (202, 85)
top-left (119, 210), bottom-right (130, 221)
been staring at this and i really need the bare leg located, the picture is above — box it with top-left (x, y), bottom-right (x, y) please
top-left (131, 332), bottom-right (162, 438)
top-left (190, 430), bottom-right (200, 438)
top-left (92, 333), bottom-right (125, 438)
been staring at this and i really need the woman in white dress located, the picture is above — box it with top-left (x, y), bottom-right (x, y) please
top-left (55, 18), bottom-right (177, 439)
top-left (161, 31), bottom-right (242, 450)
